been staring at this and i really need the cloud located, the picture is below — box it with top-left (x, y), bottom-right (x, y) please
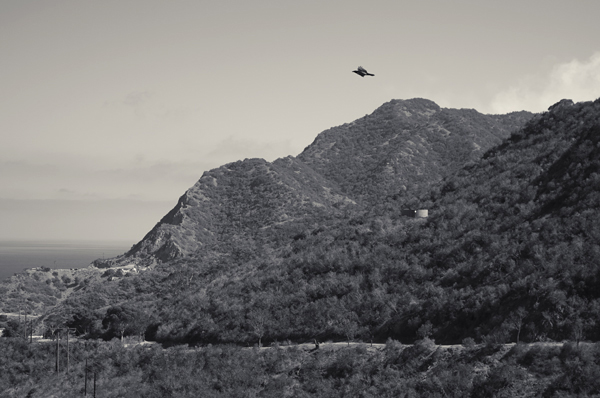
top-left (123, 91), bottom-right (153, 107)
top-left (489, 52), bottom-right (600, 114)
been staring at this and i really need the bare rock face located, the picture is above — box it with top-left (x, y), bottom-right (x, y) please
top-left (548, 98), bottom-right (574, 111)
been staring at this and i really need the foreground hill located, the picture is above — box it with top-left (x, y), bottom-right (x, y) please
top-left (2, 338), bottom-right (599, 397)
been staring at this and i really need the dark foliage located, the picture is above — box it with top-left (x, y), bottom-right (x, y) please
top-left (116, 97), bottom-right (600, 346)
top-left (17, 98), bottom-right (600, 350)
top-left (6, 97), bottom-right (600, 398)
top-left (2, 339), bottom-right (600, 397)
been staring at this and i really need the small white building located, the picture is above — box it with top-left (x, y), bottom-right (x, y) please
top-left (401, 209), bottom-right (429, 218)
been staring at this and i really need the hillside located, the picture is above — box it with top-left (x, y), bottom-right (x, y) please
top-left (12, 96), bottom-right (600, 349)
top-left (110, 156), bottom-right (355, 265)
top-left (6, 96), bottom-right (600, 398)
top-left (94, 98), bottom-right (532, 267)
top-left (37, 97), bottom-right (600, 348)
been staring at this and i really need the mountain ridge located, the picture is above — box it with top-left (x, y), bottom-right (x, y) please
top-left (298, 98), bottom-right (532, 201)
top-left (95, 98), bottom-right (533, 267)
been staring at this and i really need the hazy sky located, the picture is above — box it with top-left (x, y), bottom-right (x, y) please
top-left (1, 0), bottom-right (599, 242)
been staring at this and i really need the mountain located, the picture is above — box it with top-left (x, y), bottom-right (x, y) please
top-left (1, 98), bottom-right (536, 336)
top-left (6, 97), bottom-right (600, 398)
top-left (95, 98), bottom-right (532, 267)
top-left (27, 95), bottom-right (600, 347)
top-left (57, 96), bottom-right (598, 347)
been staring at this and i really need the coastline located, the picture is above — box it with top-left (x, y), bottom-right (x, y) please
top-left (0, 239), bottom-right (133, 282)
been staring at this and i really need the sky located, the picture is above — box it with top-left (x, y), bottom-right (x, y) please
top-left (1, 0), bottom-right (599, 242)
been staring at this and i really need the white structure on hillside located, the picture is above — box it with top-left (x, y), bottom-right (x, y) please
top-left (401, 209), bottom-right (428, 218)
top-left (416, 209), bottom-right (428, 218)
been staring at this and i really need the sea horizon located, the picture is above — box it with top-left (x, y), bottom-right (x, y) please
top-left (0, 239), bottom-right (134, 282)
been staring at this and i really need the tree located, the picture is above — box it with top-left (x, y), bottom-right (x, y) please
top-left (2, 319), bottom-right (25, 338)
top-left (504, 307), bottom-right (528, 343)
top-left (568, 317), bottom-right (595, 348)
top-left (102, 305), bottom-right (149, 342)
top-left (67, 309), bottom-right (101, 336)
top-left (342, 320), bottom-right (359, 346)
top-left (334, 312), bottom-right (360, 346)
top-left (417, 321), bottom-right (433, 340)
top-left (102, 306), bottom-right (129, 341)
top-left (247, 309), bottom-right (269, 347)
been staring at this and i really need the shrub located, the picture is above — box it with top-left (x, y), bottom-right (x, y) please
top-left (414, 337), bottom-right (436, 351)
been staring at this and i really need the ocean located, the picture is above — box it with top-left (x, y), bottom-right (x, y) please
top-left (0, 240), bottom-right (133, 282)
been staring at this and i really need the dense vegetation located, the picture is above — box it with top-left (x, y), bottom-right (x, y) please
top-left (2, 337), bottom-right (600, 397)
top-left (299, 98), bottom-right (532, 203)
top-left (0, 267), bottom-right (96, 315)
top-left (8, 98), bottom-right (595, 349)
top-left (135, 100), bottom-right (600, 345)
top-left (104, 98), bottom-right (532, 263)
top-left (3, 97), bottom-right (600, 395)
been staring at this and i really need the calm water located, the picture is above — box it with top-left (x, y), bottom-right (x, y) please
top-left (0, 240), bottom-right (133, 282)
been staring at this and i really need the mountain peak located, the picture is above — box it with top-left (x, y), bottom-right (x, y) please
top-left (367, 98), bottom-right (440, 124)
top-left (548, 98), bottom-right (574, 112)
top-left (389, 97), bottom-right (441, 114)
top-left (298, 98), bottom-right (533, 202)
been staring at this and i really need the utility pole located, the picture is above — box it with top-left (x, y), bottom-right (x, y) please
top-left (85, 358), bottom-right (88, 396)
top-left (66, 329), bottom-right (70, 374)
top-left (55, 329), bottom-right (60, 374)
top-left (65, 327), bottom-right (76, 374)
top-left (18, 305), bottom-right (22, 340)
top-left (84, 341), bottom-right (89, 396)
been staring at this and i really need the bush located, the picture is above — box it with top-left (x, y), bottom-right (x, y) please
top-left (414, 337), bottom-right (436, 351)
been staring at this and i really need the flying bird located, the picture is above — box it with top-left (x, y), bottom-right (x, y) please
top-left (352, 66), bottom-right (374, 77)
